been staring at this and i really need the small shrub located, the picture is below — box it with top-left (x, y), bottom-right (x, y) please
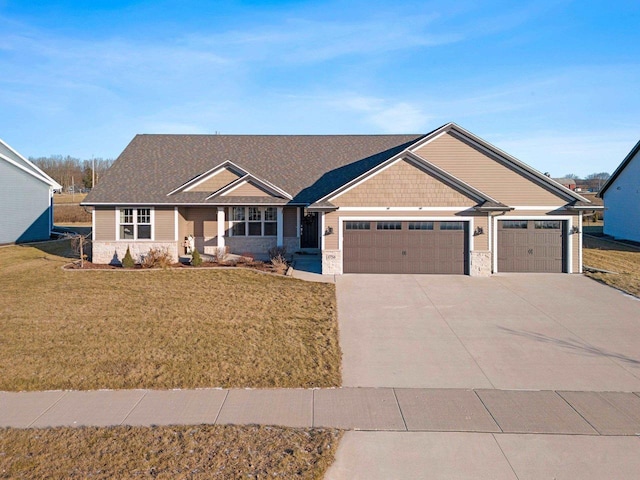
top-left (268, 246), bottom-right (287, 260)
top-left (191, 249), bottom-right (203, 267)
top-left (122, 246), bottom-right (135, 268)
top-left (212, 246), bottom-right (229, 263)
top-left (271, 255), bottom-right (288, 273)
top-left (141, 247), bottom-right (173, 269)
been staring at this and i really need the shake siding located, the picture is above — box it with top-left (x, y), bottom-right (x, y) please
top-left (188, 168), bottom-right (240, 192)
top-left (283, 207), bottom-right (298, 237)
top-left (332, 159), bottom-right (475, 208)
top-left (224, 181), bottom-right (276, 197)
top-left (414, 132), bottom-right (567, 206)
top-left (94, 208), bottom-right (116, 241)
top-left (154, 208), bottom-right (175, 241)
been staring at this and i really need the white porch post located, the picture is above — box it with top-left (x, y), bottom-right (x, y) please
top-left (277, 207), bottom-right (284, 247)
top-left (217, 207), bottom-right (225, 248)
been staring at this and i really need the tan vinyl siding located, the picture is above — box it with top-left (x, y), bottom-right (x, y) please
top-left (154, 207), bottom-right (175, 241)
top-left (414, 132), bottom-right (568, 206)
top-left (188, 168), bottom-right (240, 192)
top-left (474, 214), bottom-right (489, 250)
top-left (223, 181), bottom-right (277, 197)
top-left (178, 207), bottom-right (193, 240)
top-left (94, 207), bottom-right (116, 241)
top-left (324, 212), bottom-right (339, 250)
top-left (184, 207), bottom-right (218, 237)
top-left (332, 159), bottom-right (475, 208)
top-left (283, 207), bottom-right (298, 237)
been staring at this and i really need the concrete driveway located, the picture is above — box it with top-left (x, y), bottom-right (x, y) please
top-left (337, 274), bottom-right (640, 391)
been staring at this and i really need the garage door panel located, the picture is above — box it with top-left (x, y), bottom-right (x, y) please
top-left (344, 221), bottom-right (468, 274)
top-left (498, 220), bottom-right (565, 273)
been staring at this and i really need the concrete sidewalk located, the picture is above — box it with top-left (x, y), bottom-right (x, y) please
top-left (2, 387), bottom-right (640, 435)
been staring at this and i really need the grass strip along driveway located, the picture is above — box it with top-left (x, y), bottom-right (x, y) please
top-left (0, 242), bottom-right (340, 391)
top-left (0, 425), bottom-right (341, 479)
top-left (583, 235), bottom-right (640, 297)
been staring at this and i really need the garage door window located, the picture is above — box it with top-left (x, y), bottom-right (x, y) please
top-left (535, 221), bottom-right (561, 229)
top-left (408, 222), bottom-right (434, 230)
top-left (377, 222), bottom-right (402, 230)
top-left (502, 220), bottom-right (528, 229)
top-left (345, 221), bottom-right (370, 230)
top-left (440, 221), bottom-right (464, 230)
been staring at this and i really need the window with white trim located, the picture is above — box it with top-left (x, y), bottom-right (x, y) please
top-left (231, 207), bottom-right (278, 237)
top-left (119, 208), bottom-right (152, 240)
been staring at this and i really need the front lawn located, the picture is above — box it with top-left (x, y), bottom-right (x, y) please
top-left (0, 425), bottom-right (342, 479)
top-left (583, 235), bottom-right (640, 297)
top-left (0, 242), bottom-right (341, 391)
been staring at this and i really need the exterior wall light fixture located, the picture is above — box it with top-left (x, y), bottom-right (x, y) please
top-left (324, 226), bottom-right (334, 235)
top-left (474, 226), bottom-right (484, 236)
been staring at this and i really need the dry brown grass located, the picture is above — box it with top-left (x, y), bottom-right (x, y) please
top-left (0, 242), bottom-right (341, 391)
top-left (583, 235), bottom-right (640, 297)
top-left (0, 425), bottom-right (342, 479)
top-left (54, 204), bottom-right (92, 223)
top-left (53, 193), bottom-right (87, 204)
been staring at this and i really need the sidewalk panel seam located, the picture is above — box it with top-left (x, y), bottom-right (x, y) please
top-left (27, 391), bottom-right (69, 428)
top-left (120, 390), bottom-right (149, 425)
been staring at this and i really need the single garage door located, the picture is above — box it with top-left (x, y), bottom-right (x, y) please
top-left (343, 220), bottom-right (468, 274)
top-left (497, 219), bottom-right (566, 273)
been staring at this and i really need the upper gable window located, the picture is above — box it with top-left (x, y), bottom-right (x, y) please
top-left (231, 207), bottom-right (278, 237)
top-left (119, 208), bottom-right (152, 240)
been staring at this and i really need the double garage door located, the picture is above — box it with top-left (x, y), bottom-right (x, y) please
top-left (497, 219), bottom-right (566, 273)
top-left (343, 220), bottom-right (468, 274)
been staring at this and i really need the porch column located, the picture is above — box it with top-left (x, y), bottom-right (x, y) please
top-left (217, 207), bottom-right (225, 248)
top-left (277, 207), bottom-right (284, 247)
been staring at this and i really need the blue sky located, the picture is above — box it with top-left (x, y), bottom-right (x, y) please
top-left (1, 0), bottom-right (638, 177)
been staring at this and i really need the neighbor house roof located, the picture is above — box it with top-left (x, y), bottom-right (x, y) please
top-left (598, 139), bottom-right (640, 197)
top-left (0, 139), bottom-right (62, 189)
top-left (84, 134), bottom-right (425, 205)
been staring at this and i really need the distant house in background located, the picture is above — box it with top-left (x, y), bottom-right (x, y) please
top-left (0, 139), bottom-right (62, 244)
top-left (599, 139), bottom-right (640, 243)
top-left (553, 178), bottom-right (577, 191)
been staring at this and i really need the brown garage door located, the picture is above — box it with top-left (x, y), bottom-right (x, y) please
top-left (343, 220), bottom-right (468, 274)
top-left (497, 220), bottom-right (566, 273)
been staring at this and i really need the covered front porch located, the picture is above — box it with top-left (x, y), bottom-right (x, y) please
top-left (177, 205), bottom-right (311, 260)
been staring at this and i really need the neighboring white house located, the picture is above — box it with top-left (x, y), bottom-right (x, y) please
top-left (599, 139), bottom-right (640, 243)
top-left (0, 139), bottom-right (62, 244)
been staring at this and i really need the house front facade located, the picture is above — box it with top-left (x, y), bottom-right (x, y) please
top-left (83, 123), bottom-right (595, 275)
top-left (599, 139), bottom-right (640, 243)
top-left (0, 139), bottom-right (62, 244)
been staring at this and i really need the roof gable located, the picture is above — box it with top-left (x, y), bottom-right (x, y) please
top-left (411, 124), bottom-right (587, 206)
top-left (599, 139), bottom-right (640, 197)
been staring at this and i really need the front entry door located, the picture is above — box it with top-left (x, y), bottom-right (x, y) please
top-left (301, 212), bottom-right (319, 248)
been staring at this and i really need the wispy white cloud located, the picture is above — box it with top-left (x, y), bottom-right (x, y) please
top-left (334, 95), bottom-right (431, 132)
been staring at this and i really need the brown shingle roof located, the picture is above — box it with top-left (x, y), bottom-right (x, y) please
top-left (84, 134), bottom-right (425, 205)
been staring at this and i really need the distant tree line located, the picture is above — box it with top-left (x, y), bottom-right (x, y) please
top-left (29, 155), bottom-right (114, 191)
top-left (561, 172), bottom-right (610, 192)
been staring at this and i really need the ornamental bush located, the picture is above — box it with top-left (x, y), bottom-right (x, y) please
top-left (191, 249), bottom-right (203, 267)
top-left (122, 246), bottom-right (135, 268)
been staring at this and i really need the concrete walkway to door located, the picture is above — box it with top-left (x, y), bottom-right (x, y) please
top-left (337, 274), bottom-right (640, 391)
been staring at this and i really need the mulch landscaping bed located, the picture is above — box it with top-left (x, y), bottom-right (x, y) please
top-left (64, 260), bottom-right (287, 274)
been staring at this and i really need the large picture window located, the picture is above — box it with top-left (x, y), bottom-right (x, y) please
top-left (119, 208), bottom-right (152, 240)
top-left (230, 207), bottom-right (278, 237)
